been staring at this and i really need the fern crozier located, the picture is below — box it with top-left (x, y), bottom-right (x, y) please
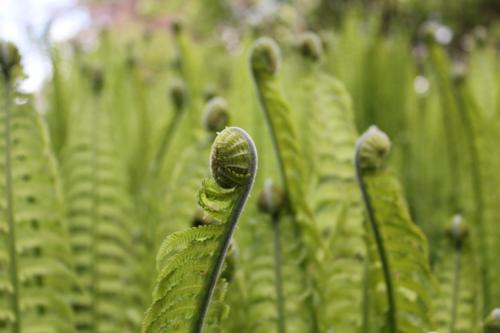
top-left (203, 97), bottom-right (230, 133)
top-left (298, 32), bottom-right (323, 62)
top-left (355, 126), bottom-right (391, 170)
top-left (485, 309), bottom-right (500, 333)
top-left (250, 37), bottom-right (281, 77)
top-left (210, 127), bottom-right (255, 189)
top-left (258, 179), bottom-right (285, 216)
top-left (0, 41), bottom-right (21, 79)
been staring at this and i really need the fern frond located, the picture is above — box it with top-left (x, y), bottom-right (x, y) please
top-left (62, 80), bottom-right (134, 332)
top-left (143, 127), bottom-right (257, 333)
top-left (250, 37), bottom-right (322, 332)
top-left (310, 73), bottom-right (367, 332)
top-left (1, 59), bottom-right (75, 332)
top-left (355, 126), bottom-right (434, 333)
top-left (453, 73), bottom-right (500, 311)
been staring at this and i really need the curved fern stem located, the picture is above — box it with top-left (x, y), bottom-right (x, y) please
top-left (354, 126), bottom-right (396, 333)
top-left (272, 213), bottom-right (286, 333)
top-left (3, 74), bottom-right (21, 333)
top-left (193, 127), bottom-right (258, 333)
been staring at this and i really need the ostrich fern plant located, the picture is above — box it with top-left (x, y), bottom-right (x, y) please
top-left (1, 6), bottom-right (499, 333)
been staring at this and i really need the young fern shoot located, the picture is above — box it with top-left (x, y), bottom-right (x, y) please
top-left (355, 126), bottom-right (396, 333)
top-left (355, 126), bottom-right (433, 333)
top-left (142, 127), bottom-right (257, 333)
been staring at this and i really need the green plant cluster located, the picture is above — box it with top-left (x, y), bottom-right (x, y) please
top-left (1, 4), bottom-right (500, 333)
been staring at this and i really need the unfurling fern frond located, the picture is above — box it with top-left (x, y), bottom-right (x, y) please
top-left (249, 37), bottom-right (320, 244)
top-left (1, 44), bottom-right (75, 332)
top-left (434, 215), bottom-right (481, 333)
top-left (355, 126), bottom-right (434, 333)
top-left (143, 126), bottom-right (257, 333)
top-left (250, 37), bottom-right (322, 331)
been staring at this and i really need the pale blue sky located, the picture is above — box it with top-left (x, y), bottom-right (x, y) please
top-left (0, 0), bottom-right (89, 91)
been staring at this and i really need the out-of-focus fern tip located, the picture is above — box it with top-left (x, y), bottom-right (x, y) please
top-left (484, 308), bottom-right (500, 333)
top-left (250, 37), bottom-right (281, 77)
top-left (91, 67), bottom-right (104, 94)
top-left (203, 84), bottom-right (218, 102)
top-left (171, 18), bottom-right (183, 35)
top-left (168, 79), bottom-right (187, 111)
top-left (297, 31), bottom-right (323, 62)
top-left (258, 179), bottom-right (285, 216)
top-left (356, 125), bottom-right (392, 170)
top-left (203, 97), bottom-right (230, 133)
top-left (210, 127), bottom-right (254, 189)
top-left (445, 214), bottom-right (469, 249)
top-left (0, 40), bottom-right (21, 79)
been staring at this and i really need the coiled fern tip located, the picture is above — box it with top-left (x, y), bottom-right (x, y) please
top-left (250, 37), bottom-right (281, 77)
top-left (210, 127), bottom-right (257, 189)
top-left (355, 126), bottom-right (391, 170)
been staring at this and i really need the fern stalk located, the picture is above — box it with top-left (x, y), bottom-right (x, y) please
top-left (2, 70), bottom-right (21, 333)
top-left (450, 242), bottom-right (461, 333)
top-left (355, 127), bottom-right (396, 333)
top-left (272, 213), bottom-right (286, 333)
top-left (89, 91), bottom-right (101, 331)
top-left (193, 127), bottom-right (257, 333)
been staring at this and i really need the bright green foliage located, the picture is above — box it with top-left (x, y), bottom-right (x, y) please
top-left (2, 2), bottom-right (500, 332)
top-left (0, 89), bottom-right (75, 332)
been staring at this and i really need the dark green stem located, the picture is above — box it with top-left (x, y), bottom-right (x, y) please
top-left (272, 213), bottom-right (286, 333)
top-left (3, 76), bottom-right (21, 333)
top-left (193, 128), bottom-right (257, 333)
top-left (89, 93), bottom-right (101, 332)
top-left (355, 135), bottom-right (396, 333)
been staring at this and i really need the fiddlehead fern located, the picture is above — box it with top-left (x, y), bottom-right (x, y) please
top-left (203, 97), bottom-right (230, 133)
top-left (355, 126), bottom-right (433, 333)
top-left (142, 127), bottom-right (257, 333)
